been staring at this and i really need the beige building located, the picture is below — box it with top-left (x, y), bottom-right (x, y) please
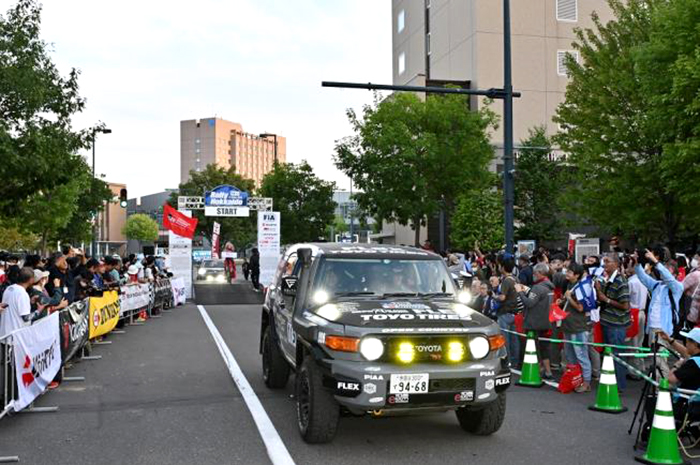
top-left (392, 0), bottom-right (613, 143)
top-left (95, 182), bottom-right (127, 256)
top-left (180, 117), bottom-right (287, 187)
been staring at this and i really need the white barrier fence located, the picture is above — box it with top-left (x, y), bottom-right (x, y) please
top-left (0, 277), bottom-right (187, 461)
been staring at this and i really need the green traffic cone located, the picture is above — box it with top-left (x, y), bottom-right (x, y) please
top-left (635, 378), bottom-right (689, 465)
top-left (589, 347), bottom-right (627, 414)
top-left (517, 331), bottom-right (543, 388)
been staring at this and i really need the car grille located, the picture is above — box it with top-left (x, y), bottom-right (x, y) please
top-left (382, 335), bottom-right (483, 365)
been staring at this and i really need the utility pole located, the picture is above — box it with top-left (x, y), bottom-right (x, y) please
top-left (91, 127), bottom-right (112, 258)
top-left (503, 0), bottom-right (515, 254)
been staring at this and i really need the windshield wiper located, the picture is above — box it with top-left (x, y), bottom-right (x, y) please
top-left (333, 291), bottom-right (377, 298)
top-left (381, 292), bottom-right (419, 298)
top-left (418, 292), bottom-right (454, 298)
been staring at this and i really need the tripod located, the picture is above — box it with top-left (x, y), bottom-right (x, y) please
top-left (629, 334), bottom-right (660, 450)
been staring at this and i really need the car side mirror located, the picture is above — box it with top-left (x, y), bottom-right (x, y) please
top-left (281, 275), bottom-right (298, 297)
top-left (298, 248), bottom-right (312, 268)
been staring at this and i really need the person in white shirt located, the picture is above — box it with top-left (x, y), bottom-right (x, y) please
top-left (0, 267), bottom-right (34, 339)
top-left (0, 267), bottom-right (34, 407)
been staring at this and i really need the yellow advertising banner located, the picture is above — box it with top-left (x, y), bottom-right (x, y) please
top-left (88, 290), bottom-right (120, 339)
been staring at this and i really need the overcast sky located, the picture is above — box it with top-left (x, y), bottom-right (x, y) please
top-left (7, 0), bottom-right (392, 198)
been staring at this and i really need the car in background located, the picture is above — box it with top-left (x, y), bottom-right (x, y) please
top-left (196, 259), bottom-right (227, 282)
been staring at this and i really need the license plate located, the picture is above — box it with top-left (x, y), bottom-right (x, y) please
top-left (389, 373), bottom-right (429, 394)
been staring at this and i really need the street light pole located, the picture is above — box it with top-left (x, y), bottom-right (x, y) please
top-left (91, 127), bottom-right (112, 258)
top-left (503, 0), bottom-right (515, 254)
top-left (322, 1), bottom-right (519, 253)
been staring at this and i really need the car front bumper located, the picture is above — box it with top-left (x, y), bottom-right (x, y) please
top-left (324, 357), bottom-right (511, 413)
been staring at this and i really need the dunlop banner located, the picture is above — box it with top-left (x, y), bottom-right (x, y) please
top-left (88, 290), bottom-right (120, 339)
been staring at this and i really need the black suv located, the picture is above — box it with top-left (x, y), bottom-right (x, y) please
top-left (259, 243), bottom-right (510, 443)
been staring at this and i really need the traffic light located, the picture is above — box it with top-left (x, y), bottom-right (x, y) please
top-left (119, 188), bottom-right (127, 208)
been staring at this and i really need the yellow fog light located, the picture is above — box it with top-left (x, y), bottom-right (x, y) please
top-left (397, 342), bottom-right (415, 363)
top-left (447, 342), bottom-right (465, 362)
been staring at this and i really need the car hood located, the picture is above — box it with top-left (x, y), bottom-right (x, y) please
top-left (315, 298), bottom-right (493, 329)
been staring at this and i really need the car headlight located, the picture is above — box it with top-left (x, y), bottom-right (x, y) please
top-left (457, 290), bottom-right (472, 304)
top-left (469, 336), bottom-right (490, 360)
top-left (396, 342), bottom-right (415, 363)
top-left (206, 275), bottom-right (214, 281)
top-left (447, 341), bottom-right (466, 362)
top-left (216, 274), bottom-right (226, 282)
top-left (198, 268), bottom-right (206, 275)
top-left (359, 337), bottom-right (384, 361)
top-left (317, 304), bottom-right (341, 321)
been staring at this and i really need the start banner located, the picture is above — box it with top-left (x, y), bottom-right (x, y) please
top-left (88, 290), bottom-right (120, 339)
top-left (119, 283), bottom-right (151, 315)
top-left (59, 299), bottom-right (89, 364)
top-left (11, 312), bottom-right (61, 411)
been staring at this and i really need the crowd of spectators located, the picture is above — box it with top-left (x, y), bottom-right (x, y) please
top-left (0, 245), bottom-right (174, 341)
top-left (433, 241), bottom-right (700, 396)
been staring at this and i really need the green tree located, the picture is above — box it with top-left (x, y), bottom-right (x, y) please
top-left (554, 0), bottom-right (700, 245)
top-left (122, 214), bottom-right (159, 242)
top-left (335, 92), bottom-right (496, 246)
top-left (259, 161), bottom-right (336, 244)
top-left (0, 1), bottom-right (113, 249)
top-left (324, 214), bottom-right (349, 241)
top-left (450, 178), bottom-right (504, 252)
top-left (169, 164), bottom-right (257, 250)
top-left (514, 126), bottom-right (564, 242)
top-left (0, 220), bottom-right (38, 251)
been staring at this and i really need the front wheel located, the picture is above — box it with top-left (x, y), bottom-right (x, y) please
top-left (455, 393), bottom-right (506, 435)
top-left (296, 356), bottom-right (339, 443)
top-left (262, 326), bottom-right (290, 389)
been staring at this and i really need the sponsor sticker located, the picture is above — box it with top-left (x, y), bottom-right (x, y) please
top-left (478, 393), bottom-right (491, 400)
top-left (369, 396), bottom-right (384, 404)
top-left (485, 379), bottom-right (495, 391)
top-left (364, 374), bottom-right (384, 381)
top-left (337, 381), bottom-right (360, 391)
top-left (454, 391), bottom-right (474, 402)
top-left (495, 375), bottom-right (511, 387)
top-left (388, 393), bottom-right (409, 404)
top-left (363, 383), bottom-right (377, 395)
top-left (365, 366), bottom-right (382, 372)
top-left (479, 370), bottom-right (495, 377)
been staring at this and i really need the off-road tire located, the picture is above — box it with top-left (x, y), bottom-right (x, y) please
top-left (455, 392), bottom-right (506, 435)
top-left (262, 325), bottom-right (290, 389)
top-left (296, 356), bottom-right (340, 443)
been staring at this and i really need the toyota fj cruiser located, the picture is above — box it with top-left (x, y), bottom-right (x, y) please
top-left (259, 243), bottom-right (510, 443)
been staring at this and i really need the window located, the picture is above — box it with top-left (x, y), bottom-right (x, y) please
top-left (398, 52), bottom-right (406, 75)
top-left (397, 9), bottom-right (405, 33)
top-left (556, 0), bottom-right (577, 22)
top-left (557, 50), bottom-right (579, 76)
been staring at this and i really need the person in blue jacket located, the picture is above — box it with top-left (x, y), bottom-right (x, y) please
top-left (633, 249), bottom-right (684, 338)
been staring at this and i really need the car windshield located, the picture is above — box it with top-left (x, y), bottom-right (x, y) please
top-left (311, 257), bottom-right (456, 300)
top-left (202, 260), bottom-right (224, 268)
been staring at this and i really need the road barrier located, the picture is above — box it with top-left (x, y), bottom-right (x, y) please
top-left (0, 277), bottom-right (187, 462)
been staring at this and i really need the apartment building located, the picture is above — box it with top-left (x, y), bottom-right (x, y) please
top-left (180, 117), bottom-right (287, 186)
top-left (392, 0), bottom-right (613, 143)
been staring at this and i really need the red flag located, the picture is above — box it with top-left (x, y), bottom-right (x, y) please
top-left (163, 204), bottom-right (198, 239)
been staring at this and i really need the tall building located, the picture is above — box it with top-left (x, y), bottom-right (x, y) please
top-left (392, 0), bottom-right (613, 143)
top-left (95, 182), bottom-right (128, 256)
top-left (180, 117), bottom-right (287, 186)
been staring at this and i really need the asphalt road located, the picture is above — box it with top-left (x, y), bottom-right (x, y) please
top-left (1, 279), bottom-right (697, 465)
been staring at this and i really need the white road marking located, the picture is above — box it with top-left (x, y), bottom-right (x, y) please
top-left (197, 305), bottom-right (296, 465)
